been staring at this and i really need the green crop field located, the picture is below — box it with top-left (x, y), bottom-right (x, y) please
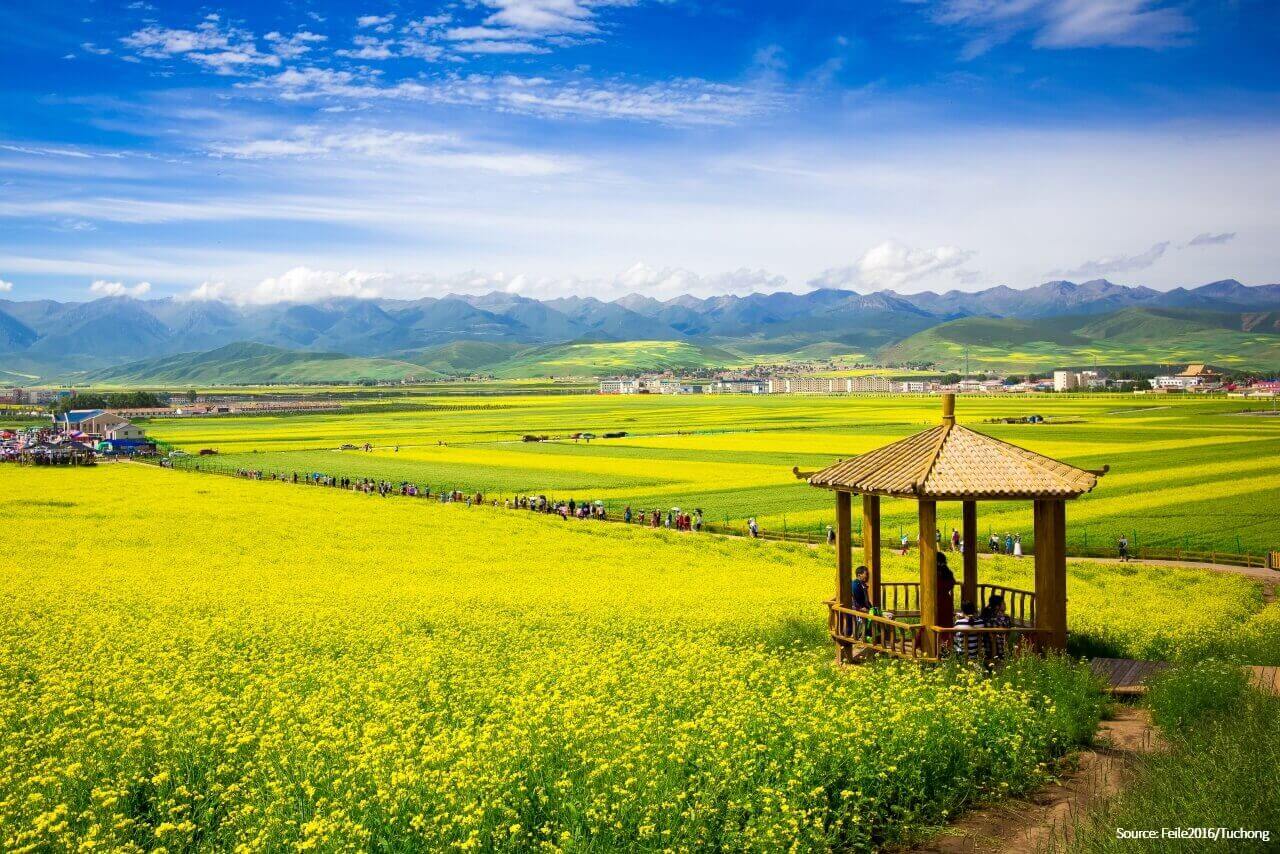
top-left (139, 392), bottom-right (1280, 556)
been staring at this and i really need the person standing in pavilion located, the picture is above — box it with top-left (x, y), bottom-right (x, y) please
top-left (935, 552), bottom-right (958, 651)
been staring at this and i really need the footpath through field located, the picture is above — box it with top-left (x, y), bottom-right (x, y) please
top-left (910, 707), bottom-right (1161, 854)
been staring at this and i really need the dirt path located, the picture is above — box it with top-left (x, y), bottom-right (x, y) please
top-left (1068, 555), bottom-right (1277, 584)
top-left (910, 706), bottom-right (1160, 854)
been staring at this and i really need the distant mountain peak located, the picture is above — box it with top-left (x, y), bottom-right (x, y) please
top-left (4, 276), bottom-right (1280, 380)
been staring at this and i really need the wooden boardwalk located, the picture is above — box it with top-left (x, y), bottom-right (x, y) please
top-left (1091, 657), bottom-right (1280, 696)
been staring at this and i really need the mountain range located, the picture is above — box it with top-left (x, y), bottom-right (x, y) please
top-left (2, 278), bottom-right (1279, 382)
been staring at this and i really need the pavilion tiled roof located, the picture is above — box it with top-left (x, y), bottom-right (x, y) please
top-left (807, 420), bottom-right (1102, 500)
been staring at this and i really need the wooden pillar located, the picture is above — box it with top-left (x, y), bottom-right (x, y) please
top-left (962, 500), bottom-right (978, 607)
top-left (835, 491), bottom-right (854, 664)
top-left (918, 499), bottom-right (938, 657)
top-left (862, 494), bottom-right (881, 608)
top-left (1033, 499), bottom-right (1068, 651)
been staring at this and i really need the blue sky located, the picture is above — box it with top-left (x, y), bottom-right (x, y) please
top-left (0, 0), bottom-right (1277, 303)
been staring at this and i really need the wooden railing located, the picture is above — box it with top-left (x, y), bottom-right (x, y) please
top-left (974, 583), bottom-right (1036, 626)
top-left (876, 582), bottom-right (922, 617)
top-left (829, 582), bottom-right (1041, 664)
top-left (828, 602), bottom-right (928, 660)
top-left (871, 581), bottom-right (1037, 626)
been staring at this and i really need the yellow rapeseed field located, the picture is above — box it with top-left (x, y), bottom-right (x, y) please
top-left (0, 464), bottom-right (1267, 850)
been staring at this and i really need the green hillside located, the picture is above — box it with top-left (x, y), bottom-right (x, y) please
top-left (403, 341), bottom-right (532, 375)
top-left (880, 308), bottom-right (1280, 371)
top-left (487, 340), bottom-right (742, 378)
top-left (86, 342), bottom-right (441, 385)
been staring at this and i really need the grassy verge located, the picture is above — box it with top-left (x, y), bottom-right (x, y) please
top-left (1063, 661), bottom-right (1280, 852)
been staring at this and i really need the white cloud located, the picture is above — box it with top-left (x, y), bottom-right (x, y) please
top-left (90, 279), bottom-right (152, 297)
top-left (121, 21), bottom-right (281, 73)
top-left (250, 68), bottom-right (776, 125)
top-left (336, 36), bottom-right (396, 59)
top-left (480, 0), bottom-right (626, 36)
top-left (606, 262), bottom-right (786, 300)
top-left (422, 263), bottom-right (787, 301)
top-left (1186, 231), bottom-right (1236, 247)
top-left (809, 241), bottom-right (976, 292)
top-left (928, 0), bottom-right (1193, 58)
top-left (1051, 241), bottom-right (1169, 277)
top-left (264, 30), bottom-right (327, 59)
top-left (357, 14), bottom-right (396, 31)
top-left (180, 281), bottom-right (228, 301)
top-left (444, 26), bottom-right (526, 41)
top-left (454, 40), bottom-right (551, 54)
top-left (207, 127), bottom-right (574, 176)
top-left (395, 1), bottom-right (651, 59)
top-left (80, 42), bottom-right (112, 55)
top-left (0, 278), bottom-right (12, 292)
top-left (174, 262), bottom-right (787, 305)
top-left (246, 266), bottom-right (383, 303)
top-left (399, 39), bottom-right (447, 60)
top-left (404, 15), bottom-right (454, 35)
top-left (0, 143), bottom-right (96, 159)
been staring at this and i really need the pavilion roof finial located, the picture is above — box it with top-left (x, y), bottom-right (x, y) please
top-left (941, 392), bottom-right (956, 425)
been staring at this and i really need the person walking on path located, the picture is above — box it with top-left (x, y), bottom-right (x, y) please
top-left (900, 532), bottom-right (910, 555)
top-left (1118, 535), bottom-right (1130, 562)
top-left (826, 525), bottom-right (835, 545)
top-left (747, 517), bottom-right (759, 538)
top-left (951, 528), bottom-right (961, 552)
top-left (1013, 534), bottom-right (1023, 558)
top-left (988, 532), bottom-right (999, 553)
top-left (1004, 533), bottom-right (1014, 555)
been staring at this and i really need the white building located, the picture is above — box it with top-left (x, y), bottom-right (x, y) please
top-left (849, 375), bottom-right (895, 393)
top-left (655, 379), bottom-right (702, 394)
top-left (1053, 370), bottom-right (1080, 392)
top-left (708, 379), bottom-right (770, 394)
top-left (599, 379), bottom-right (646, 394)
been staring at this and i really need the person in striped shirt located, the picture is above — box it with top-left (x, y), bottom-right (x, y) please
top-left (953, 600), bottom-right (985, 661)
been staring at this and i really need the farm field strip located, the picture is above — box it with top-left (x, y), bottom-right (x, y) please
top-left (146, 394), bottom-right (1280, 553)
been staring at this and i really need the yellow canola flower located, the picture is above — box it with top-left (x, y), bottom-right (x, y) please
top-left (0, 463), bottom-right (1259, 851)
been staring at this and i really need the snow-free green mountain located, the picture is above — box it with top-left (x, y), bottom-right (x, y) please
top-left (3, 279), bottom-right (1280, 381)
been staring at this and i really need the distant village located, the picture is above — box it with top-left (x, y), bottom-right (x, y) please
top-left (0, 390), bottom-right (344, 464)
top-left (600, 364), bottom-right (1280, 397)
top-left (0, 408), bottom-right (154, 464)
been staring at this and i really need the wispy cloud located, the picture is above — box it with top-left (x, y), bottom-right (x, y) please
top-left (335, 35), bottom-right (396, 59)
top-left (1186, 231), bottom-right (1235, 247)
top-left (90, 279), bottom-right (152, 297)
top-left (248, 68), bottom-right (776, 125)
top-left (925, 0), bottom-right (1193, 58)
top-left (356, 14), bottom-right (396, 31)
top-left (1051, 240), bottom-right (1169, 277)
top-left (121, 20), bottom-right (282, 73)
top-left (809, 241), bottom-right (976, 291)
top-left (181, 261), bottom-right (789, 304)
top-left (250, 266), bottom-right (382, 303)
top-left (263, 30), bottom-right (326, 59)
top-left (181, 267), bottom-right (383, 304)
top-left (0, 278), bottom-right (13, 293)
top-left (207, 127), bottom-right (576, 176)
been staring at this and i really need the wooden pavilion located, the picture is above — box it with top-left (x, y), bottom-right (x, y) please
top-left (804, 394), bottom-right (1105, 663)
